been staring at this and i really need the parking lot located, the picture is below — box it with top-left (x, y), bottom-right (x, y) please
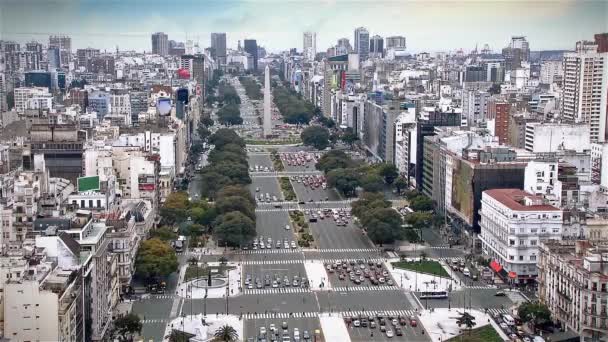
top-left (325, 259), bottom-right (397, 288)
top-left (244, 317), bottom-right (321, 342)
top-left (242, 262), bottom-right (309, 292)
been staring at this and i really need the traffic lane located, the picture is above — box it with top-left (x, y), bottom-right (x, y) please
top-left (250, 176), bottom-right (282, 200)
top-left (447, 265), bottom-right (491, 288)
top-left (243, 263), bottom-right (308, 285)
top-left (304, 251), bottom-right (382, 261)
top-left (131, 297), bottom-right (173, 319)
top-left (316, 290), bottom-right (413, 313)
top-left (244, 317), bottom-right (321, 341)
top-left (292, 181), bottom-right (341, 202)
top-left (420, 288), bottom-right (514, 310)
top-left (326, 261), bottom-right (396, 288)
top-left (232, 253), bottom-right (305, 262)
top-left (199, 292), bottom-right (319, 315)
top-left (309, 216), bottom-right (374, 250)
top-left (140, 322), bottom-right (167, 342)
top-left (348, 320), bottom-right (427, 342)
top-left (255, 211), bottom-right (296, 243)
top-left (247, 154), bottom-right (274, 169)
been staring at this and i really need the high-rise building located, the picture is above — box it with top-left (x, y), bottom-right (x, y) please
top-left (369, 35), bottom-right (384, 58)
top-left (76, 48), bottom-right (100, 69)
top-left (561, 47), bottom-right (608, 143)
top-left (595, 33), bottom-right (608, 53)
top-left (211, 33), bottom-right (227, 64)
top-left (303, 32), bottom-right (316, 61)
top-left (335, 38), bottom-right (352, 55)
top-left (168, 40), bottom-right (185, 56)
top-left (47, 47), bottom-right (61, 70)
top-left (354, 27), bottom-right (370, 60)
top-left (48, 35), bottom-right (71, 67)
top-left (488, 100), bottom-right (510, 144)
top-left (385, 36), bottom-right (406, 49)
top-left (151, 32), bottom-right (169, 56)
top-left (25, 41), bottom-right (43, 62)
top-left (502, 36), bottom-right (530, 70)
top-left (244, 39), bottom-right (258, 71)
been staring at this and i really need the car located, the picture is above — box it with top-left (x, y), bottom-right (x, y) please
top-left (285, 225), bottom-right (290, 230)
top-left (370, 321), bottom-right (377, 329)
top-left (353, 320), bottom-right (361, 327)
top-left (361, 318), bottom-right (368, 327)
top-left (256, 187), bottom-right (260, 192)
top-left (276, 242), bottom-right (282, 248)
top-left (272, 281), bottom-right (278, 288)
top-left (270, 324), bottom-right (277, 333)
top-left (392, 318), bottom-right (399, 326)
top-left (495, 291), bottom-right (506, 296)
top-left (380, 325), bottom-right (386, 332)
top-left (260, 327), bottom-right (267, 335)
top-left (282, 321), bottom-right (288, 330)
top-left (290, 241), bottom-right (297, 249)
top-left (302, 331), bottom-right (310, 340)
top-left (409, 316), bottom-right (417, 327)
top-left (386, 329), bottom-right (394, 338)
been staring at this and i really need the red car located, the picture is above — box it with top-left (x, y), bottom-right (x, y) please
top-left (409, 316), bottom-right (417, 327)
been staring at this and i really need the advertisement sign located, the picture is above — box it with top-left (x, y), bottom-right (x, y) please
top-left (157, 97), bottom-right (171, 116)
top-left (78, 176), bottom-right (100, 192)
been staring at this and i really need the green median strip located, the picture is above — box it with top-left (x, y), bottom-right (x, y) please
top-left (391, 260), bottom-right (450, 278)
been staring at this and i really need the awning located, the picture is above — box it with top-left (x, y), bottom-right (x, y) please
top-left (490, 260), bottom-right (503, 273)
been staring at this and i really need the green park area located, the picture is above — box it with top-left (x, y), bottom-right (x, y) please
top-left (391, 260), bottom-right (450, 278)
top-left (184, 264), bottom-right (235, 282)
top-left (445, 325), bottom-right (503, 342)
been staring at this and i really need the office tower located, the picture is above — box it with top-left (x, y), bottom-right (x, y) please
top-left (385, 36), bottom-right (406, 49)
top-left (502, 36), bottom-right (530, 70)
top-left (151, 32), bottom-right (169, 56)
top-left (48, 35), bottom-right (71, 67)
top-left (335, 38), bottom-right (352, 55)
top-left (303, 32), bottom-right (316, 61)
top-left (562, 47), bottom-right (608, 143)
top-left (369, 35), bottom-right (384, 58)
top-left (244, 39), bottom-right (258, 71)
top-left (354, 27), bottom-right (370, 60)
top-left (76, 48), bottom-right (100, 69)
top-left (263, 65), bottom-right (271, 137)
top-left (211, 33), bottom-right (227, 64)
top-left (0, 73), bottom-right (6, 112)
top-left (47, 47), bottom-right (61, 70)
top-left (595, 33), bottom-right (608, 53)
top-left (168, 40), bottom-right (185, 56)
top-left (25, 41), bottom-right (43, 62)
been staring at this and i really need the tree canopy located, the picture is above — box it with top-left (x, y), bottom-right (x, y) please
top-left (135, 238), bottom-right (179, 280)
top-left (217, 104), bottom-right (243, 125)
top-left (213, 325), bottom-right (239, 342)
top-left (316, 150), bottom-right (356, 173)
top-left (213, 211), bottom-right (256, 247)
top-left (301, 125), bottom-right (330, 150)
top-left (238, 76), bottom-right (262, 100)
top-left (327, 168), bottom-right (361, 197)
top-left (273, 86), bottom-right (315, 124)
top-left (113, 313), bottom-right (142, 342)
top-left (409, 194), bottom-right (434, 212)
top-left (518, 302), bottom-right (551, 329)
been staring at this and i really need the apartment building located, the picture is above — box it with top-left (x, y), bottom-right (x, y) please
top-left (480, 189), bottom-right (562, 284)
top-left (538, 240), bottom-right (608, 341)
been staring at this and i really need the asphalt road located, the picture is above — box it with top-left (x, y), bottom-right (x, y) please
top-left (244, 317), bottom-right (322, 341)
top-left (307, 215), bottom-right (374, 250)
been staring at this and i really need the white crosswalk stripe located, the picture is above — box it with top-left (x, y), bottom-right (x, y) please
top-left (338, 309), bottom-right (418, 318)
top-left (243, 287), bottom-right (312, 295)
top-left (236, 249), bottom-right (301, 255)
top-left (142, 319), bottom-right (169, 324)
top-left (462, 285), bottom-right (496, 289)
top-left (243, 312), bottom-right (319, 319)
top-left (486, 308), bottom-right (511, 316)
top-left (438, 257), bottom-right (464, 263)
top-left (332, 285), bottom-right (400, 292)
top-left (315, 248), bottom-right (380, 253)
top-left (241, 259), bottom-right (304, 265)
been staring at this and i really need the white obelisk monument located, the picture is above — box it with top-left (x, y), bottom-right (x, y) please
top-left (263, 65), bottom-right (272, 137)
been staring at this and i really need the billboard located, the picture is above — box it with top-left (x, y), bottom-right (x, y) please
top-left (157, 97), bottom-right (172, 116)
top-left (78, 176), bottom-right (100, 192)
top-left (138, 174), bottom-right (155, 191)
top-left (451, 159), bottom-right (475, 225)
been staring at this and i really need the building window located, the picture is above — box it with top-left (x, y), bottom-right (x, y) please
top-left (509, 240), bottom-right (515, 246)
top-left (509, 255), bottom-right (514, 260)
top-left (519, 255), bottom-right (524, 261)
top-left (519, 240), bottom-right (525, 245)
top-left (530, 240), bottom-right (537, 246)
top-left (530, 255), bottom-right (536, 261)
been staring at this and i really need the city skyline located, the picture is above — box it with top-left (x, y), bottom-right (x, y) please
top-left (1, 0), bottom-right (607, 53)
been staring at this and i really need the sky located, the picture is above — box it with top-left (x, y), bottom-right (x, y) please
top-left (1, 0), bottom-right (607, 53)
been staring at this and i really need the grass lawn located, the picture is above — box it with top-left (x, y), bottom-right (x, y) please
top-left (183, 265), bottom-right (235, 282)
top-left (391, 260), bottom-right (450, 278)
top-left (279, 177), bottom-right (296, 200)
top-left (445, 325), bottom-right (503, 342)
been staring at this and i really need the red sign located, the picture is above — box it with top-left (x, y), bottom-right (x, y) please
top-left (139, 184), bottom-right (155, 191)
top-left (508, 271), bottom-right (517, 279)
top-left (340, 72), bottom-right (346, 90)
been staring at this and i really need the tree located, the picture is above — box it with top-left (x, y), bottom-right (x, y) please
top-left (113, 313), bottom-right (142, 341)
top-left (360, 208), bottom-right (404, 244)
top-left (149, 226), bottom-right (178, 241)
top-left (351, 192), bottom-right (390, 219)
top-left (404, 212), bottom-right (433, 229)
top-left (318, 115), bottom-right (335, 128)
top-left (135, 238), bottom-right (179, 280)
top-left (167, 330), bottom-right (192, 342)
top-left (409, 195), bottom-right (434, 212)
top-left (394, 176), bottom-right (408, 194)
top-left (216, 185), bottom-right (256, 207)
top-left (216, 195), bottom-right (256, 220)
top-left (197, 125), bottom-right (211, 141)
top-left (378, 164), bottom-right (399, 184)
top-left (209, 129), bottom-right (245, 149)
top-left (327, 168), bottom-right (360, 197)
top-left (455, 311), bottom-right (477, 334)
top-left (316, 150), bottom-right (355, 173)
top-left (340, 127), bottom-right (359, 146)
top-left (301, 125), bottom-right (330, 150)
top-left (201, 117), bottom-right (215, 127)
top-left (360, 174), bottom-right (384, 193)
top-left (518, 302), bottom-right (551, 330)
top-left (213, 211), bottom-right (256, 247)
top-left (213, 324), bottom-right (239, 342)
top-left (217, 104), bottom-right (243, 125)
top-left (160, 192), bottom-right (190, 225)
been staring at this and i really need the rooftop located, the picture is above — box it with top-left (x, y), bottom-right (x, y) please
top-left (485, 188), bottom-right (561, 212)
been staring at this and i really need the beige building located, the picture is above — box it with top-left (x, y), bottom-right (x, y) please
top-left (538, 240), bottom-right (608, 341)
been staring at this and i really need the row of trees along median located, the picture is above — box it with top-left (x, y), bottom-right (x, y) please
top-left (238, 75), bottom-right (262, 100)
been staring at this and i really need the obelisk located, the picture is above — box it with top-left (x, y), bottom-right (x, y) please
top-left (263, 65), bottom-right (272, 137)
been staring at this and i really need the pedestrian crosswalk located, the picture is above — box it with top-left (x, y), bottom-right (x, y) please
top-left (338, 309), bottom-right (418, 318)
top-left (242, 311), bottom-right (319, 319)
top-left (241, 259), bottom-right (304, 265)
top-left (140, 294), bottom-right (176, 300)
top-left (332, 285), bottom-right (400, 292)
top-left (313, 248), bottom-right (380, 253)
top-left (486, 308), bottom-right (511, 316)
top-left (438, 257), bottom-right (464, 263)
top-left (237, 249), bottom-right (301, 255)
top-left (462, 285), bottom-right (497, 290)
top-left (142, 318), bottom-right (169, 324)
top-left (243, 287), bottom-right (312, 295)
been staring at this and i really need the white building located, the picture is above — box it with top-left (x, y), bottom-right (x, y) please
top-left (523, 160), bottom-right (558, 198)
top-left (14, 87), bottom-right (52, 113)
top-left (303, 32), bottom-right (316, 61)
top-left (591, 142), bottom-right (608, 187)
top-left (479, 188), bottom-right (562, 284)
top-left (524, 122), bottom-right (590, 153)
top-left (461, 88), bottom-right (489, 127)
top-left (393, 105), bottom-right (417, 179)
top-left (540, 60), bottom-right (563, 84)
top-left (561, 50), bottom-right (608, 143)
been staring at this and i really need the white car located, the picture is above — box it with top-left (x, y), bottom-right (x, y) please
top-left (386, 330), bottom-right (394, 338)
top-left (260, 327), bottom-right (267, 335)
top-left (290, 241), bottom-right (297, 249)
top-left (285, 224), bottom-right (290, 230)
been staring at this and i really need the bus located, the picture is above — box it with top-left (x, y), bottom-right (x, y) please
top-left (418, 291), bottom-right (448, 299)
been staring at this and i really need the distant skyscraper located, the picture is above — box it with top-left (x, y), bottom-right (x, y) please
top-left (303, 32), bottom-right (316, 61)
top-left (76, 48), bottom-right (100, 69)
top-left (47, 47), bottom-right (61, 70)
top-left (151, 32), bottom-right (169, 56)
top-left (244, 39), bottom-right (258, 71)
top-left (335, 38), bottom-right (352, 55)
top-left (211, 33), bottom-right (227, 64)
top-left (263, 65), bottom-right (272, 137)
top-left (369, 35), bottom-right (384, 58)
top-left (354, 27), bottom-right (370, 60)
top-left (502, 36), bottom-right (530, 70)
top-left (48, 35), bottom-right (71, 68)
top-left (385, 36), bottom-right (406, 49)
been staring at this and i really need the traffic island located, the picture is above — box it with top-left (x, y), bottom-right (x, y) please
top-left (177, 262), bottom-right (241, 299)
top-left (279, 177), bottom-right (296, 200)
top-left (289, 210), bottom-right (316, 248)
